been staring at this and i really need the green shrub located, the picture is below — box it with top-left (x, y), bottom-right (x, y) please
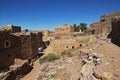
top-left (39, 54), bottom-right (59, 64)
top-left (60, 50), bottom-right (74, 58)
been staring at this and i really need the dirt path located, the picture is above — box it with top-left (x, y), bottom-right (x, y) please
top-left (21, 59), bottom-right (40, 80)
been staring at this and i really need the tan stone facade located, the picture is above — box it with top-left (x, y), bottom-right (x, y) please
top-left (89, 11), bottom-right (120, 35)
top-left (49, 35), bottom-right (95, 52)
top-left (50, 39), bottom-right (80, 52)
top-left (43, 24), bottom-right (74, 37)
top-left (89, 22), bottom-right (102, 34)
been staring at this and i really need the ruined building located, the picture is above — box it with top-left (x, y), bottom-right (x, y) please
top-left (12, 32), bottom-right (43, 59)
top-left (0, 31), bottom-right (16, 69)
top-left (43, 24), bottom-right (74, 37)
top-left (49, 35), bottom-right (94, 52)
top-left (0, 24), bottom-right (21, 32)
top-left (111, 16), bottom-right (120, 46)
top-left (90, 11), bottom-right (120, 35)
top-left (0, 25), bottom-right (43, 69)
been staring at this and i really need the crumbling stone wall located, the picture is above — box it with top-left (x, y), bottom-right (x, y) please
top-left (50, 35), bottom-right (94, 52)
top-left (89, 22), bottom-right (102, 34)
top-left (50, 39), bottom-right (80, 52)
top-left (0, 24), bottom-right (21, 32)
top-left (55, 24), bottom-right (74, 34)
top-left (89, 11), bottom-right (120, 35)
top-left (43, 30), bottom-right (50, 37)
top-left (111, 16), bottom-right (120, 46)
top-left (13, 32), bottom-right (43, 59)
top-left (0, 31), bottom-right (16, 69)
top-left (43, 24), bottom-right (74, 37)
top-left (0, 26), bottom-right (43, 69)
top-left (30, 32), bottom-right (43, 58)
top-left (14, 32), bottom-right (32, 59)
top-left (100, 11), bottom-right (120, 34)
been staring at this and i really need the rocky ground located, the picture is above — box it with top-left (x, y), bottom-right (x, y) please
top-left (20, 36), bottom-right (120, 80)
top-left (35, 36), bottom-right (120, 80)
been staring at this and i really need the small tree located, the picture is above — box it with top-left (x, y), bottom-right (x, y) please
top-left (80, 23), bottom-right (87, 32)
top-left (73, 24), bottom-right (79, 32)
top-left (25, 29), bottom-right (28, 32)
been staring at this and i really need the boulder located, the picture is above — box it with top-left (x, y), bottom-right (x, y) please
top-left (93, 67), bottom-right (103, 79)
top-left (102, 72), bottom-right (113, 80)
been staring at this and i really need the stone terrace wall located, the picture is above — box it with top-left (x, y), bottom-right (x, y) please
top-left (50, 35), bottom-right (95, 52)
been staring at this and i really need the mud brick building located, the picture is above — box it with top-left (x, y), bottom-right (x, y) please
top-left (111, 16), bottom-right (120, 46)
top-left (50, 39), bottom-right (80, 52)
top-left (1, 24), bottom-right (21, 32)
top-left (12, 32), bottom-right (43, 59)
top-left (43, 24), bottom-right (74, 37)
top-left (0, 25), bottom-right (43, 69)
top-left (0, 31), bottom-right (16, 69)
top-left (50, 35), bottom-right (94, 52)
top-left (90, 11), bottom-right (120, 35)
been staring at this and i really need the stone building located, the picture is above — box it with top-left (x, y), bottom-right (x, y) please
top-left (111, 16), bottom-right (120, 46)
top-left (50, 39), bottom-right (80, 52)
top-left (89, 22), bottom-right (103, 34)
top-left (0, 24), bottom-right (21, 32)
top-left (12, 32), bottom-right (43, 59)
top-left (0, 31), bottom-right (16, 69)
top-left (43, 24), bottom-right (74, 37)
top-left (89, 11), bottom-right (120, 35)
top-left (100, 11), bottom-right (120, 34)
top-left (0, 25), bottom-right (43, 69)
top-left (49, 35), bottom-right (94, 52)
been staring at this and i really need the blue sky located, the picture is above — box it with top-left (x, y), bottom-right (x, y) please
top-left (0, 0), bottom-right (120, 30)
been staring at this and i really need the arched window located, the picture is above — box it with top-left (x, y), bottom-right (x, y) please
top-left (4, 40), bottom-right (10, 48)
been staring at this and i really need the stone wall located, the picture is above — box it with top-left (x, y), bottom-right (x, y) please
top-left (89, 22), bottom-right (102, 34)
top-left (100, 11), bottom-right (120, 34)
top-left (13, 32), bottom-right (43, 59)
top-left (0, 24), bottom-right (21, 32)
top-left (50, 39), bottom-right (80, 52)
top-left (111, 16), bottom-right (120, 46)
top-left (0, 60), bottom-right (33, 80)
top-left (55, 24), bottom-right (74, 34)
top-left (0, 31), bottom-right (17, 69)
top-left (0, 26), bottom-right (43, 69)
top-left (30, 32), bottom-right (43, 58)
top-left (50, 35), bottom-right (95, 52)
top-left (89, 11), bottom-right (120, 35)
top-left (43, 24), bottom-right (74, 37)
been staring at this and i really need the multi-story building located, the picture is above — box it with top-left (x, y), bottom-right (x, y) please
top-left (0, 25), bottom-right (43, 69)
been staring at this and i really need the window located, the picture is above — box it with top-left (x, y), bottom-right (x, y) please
top-left (80, 44), bottom-right (82, 47)
top-left (72, 46), bottom-right (74, 49)
top-left (66, 46), bottom-right (68, 48)
top-left (4, 40), bottom-right (10, 48)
